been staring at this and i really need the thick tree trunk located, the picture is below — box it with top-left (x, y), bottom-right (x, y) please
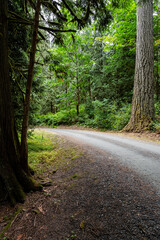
top-left (21, 0), bottom-right (41, 173)
top-left (124, 0), bottom-right (154, 132)
top-left (155, 5), bottom-right (160, 100)
top-left (0, 0), bottom-right (41, 205)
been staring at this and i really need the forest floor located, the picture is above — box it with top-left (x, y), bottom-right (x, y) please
top-left (0, 128), bottom-right (160, 240)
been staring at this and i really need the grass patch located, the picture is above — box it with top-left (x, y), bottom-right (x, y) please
top-left (28, 134), bottom-right (53, 152)
top-left (28, 131), bottom-right (58, 173)
top-left (28, 130), bottom-right (82, 174)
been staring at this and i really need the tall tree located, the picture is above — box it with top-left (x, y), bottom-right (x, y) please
top-left (20, 0), bottom-right (41, 174)
top-left (0, 0), bottom-right (41, 205)
top-left (124, 0), bottom-right (154, 131)
top-left (0, 0), bottom-right (112, 204)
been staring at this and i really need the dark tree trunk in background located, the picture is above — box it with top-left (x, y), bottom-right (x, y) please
top-left (0, 0), bottom-right (41, 205)
top-left (76, 72), bottom-right (80, 116)
top-left (75, 49), bottom-right (80, 116)
top-left (21, 0), bottom-right (41, 173)
top-left (88, 77), bottom-right (91, 99)
top-left (124, 0), bottom-right (154, 132)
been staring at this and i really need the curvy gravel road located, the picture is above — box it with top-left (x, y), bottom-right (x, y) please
top-left (41, 128), bottom-right (160, 195)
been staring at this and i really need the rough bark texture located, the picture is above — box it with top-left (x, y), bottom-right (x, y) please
top-left (0, 0), bottom-right (41, 205)
top-left (21, 0), bottom-right (41, 173)
top-left (124, 0), bottom-right (154, 132)
top-left (155, 4), bottom-right (159, 100)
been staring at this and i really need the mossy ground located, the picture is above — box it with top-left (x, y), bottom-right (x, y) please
top-left (28, 130), bottom-right (82, 174)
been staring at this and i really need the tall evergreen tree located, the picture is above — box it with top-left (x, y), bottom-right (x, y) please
top-left (0, 0), bottom-right (112, 204)
top-left (124, 0), bottom-right (154, 131)
top-left (0, 0), bottom-right (41, 205)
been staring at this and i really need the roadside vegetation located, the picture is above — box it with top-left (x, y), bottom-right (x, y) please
top-left (28, 130), bottom-right (81, 175)
top-left (33, 102), bottom-right (132, 131)
top-left (33, 102), bottom-right (160, 132)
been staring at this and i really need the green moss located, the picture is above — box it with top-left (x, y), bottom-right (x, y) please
top-left (28, 134), bottom-right (54, 152)
top-left (28, 130), bottom-right (82, 174)
top-left (72, 173), bottom-right (78, 179)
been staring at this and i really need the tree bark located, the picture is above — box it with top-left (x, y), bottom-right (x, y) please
top-left (0, 0), bottom-right (41, 205)
top-left (21, 0), bottom-right (41, 173)
top-left (155, 4), bottom-right (160, 100)
top-left (124, 0), bottom-right (154, 132)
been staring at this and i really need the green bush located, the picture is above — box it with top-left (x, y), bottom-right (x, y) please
top-left (112, 103), bottom-right (131, 130)
top-left (33, 101), bottom-right (131, 131)
top-left (85, 98), bottom-right (94, 119)
top-left (33, 107), bottom-right (85, 127)
top-left (155, 101), bottom-right (160, 117)
top-left (153, 101), bottom-right (160, 132)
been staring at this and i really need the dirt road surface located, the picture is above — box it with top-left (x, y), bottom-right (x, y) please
top-left (2, 128), bottom-right (160, 240)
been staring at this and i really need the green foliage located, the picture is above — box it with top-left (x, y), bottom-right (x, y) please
top-left (34, 109), bottom-right (77, 127)
top-left (93, 99), bottom-right (117, 129)
top-left (28, 134), bottom-right (53, 152)
top-left (28, 132), bottom-right (55, 172)
top-left (9, 0), bottom-right (159, 133)
top-left (84, 100), bottom-right (131, 130)
top-left (153, 102), bottom-right (160, 132)
top-left (111, 103), bottom-right (131, 130)
top-left (34, 101), bottom-right (131, 131)
top-left (28, 131), bottom-right (81, 174)
top-left (85, 98), bottom-right (94, 119)
top-left (155, 101), bottom-right (160, 117)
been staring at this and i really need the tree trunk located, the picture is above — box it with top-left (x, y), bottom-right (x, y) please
top-left (88, 77), bottom-right (91, 99)
top-left (75, 49), bottom-right (80, 116)
top-left (0, 0), bottom-right (41, 205)
top-left (21, 0), bottom-right (41, 173)
top-left (76, 72), bottom-right (80, 116)
top-left (124, 0), bottom-right (154, 132)
top-left (155, 4), bottom-right (160, 100)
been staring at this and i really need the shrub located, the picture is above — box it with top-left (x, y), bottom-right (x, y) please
top-left (33, 101), bottom-right (131, 131)
top-left (153, 101), bottom-right (160, 132)
top-left (112, 103), bottom-right (131, 130)
top-left (93, 99), bottom-right (117, 129)
top-left (84, 100), bottom-right (131, 130)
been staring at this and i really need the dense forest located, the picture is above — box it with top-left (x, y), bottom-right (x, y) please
top-left (0, 0), bottom-right (160, 203)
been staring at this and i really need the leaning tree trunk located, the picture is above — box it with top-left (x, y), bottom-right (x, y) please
top-left (124, 0), bottom-right (154, 132)
top-left (0, 0), bottom-right (41, 205)
top-left (21, 0), bottom-right (41, 173)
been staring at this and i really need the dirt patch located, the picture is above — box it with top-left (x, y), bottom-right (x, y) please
top-left (0, 133), bottom-right (160, 240)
